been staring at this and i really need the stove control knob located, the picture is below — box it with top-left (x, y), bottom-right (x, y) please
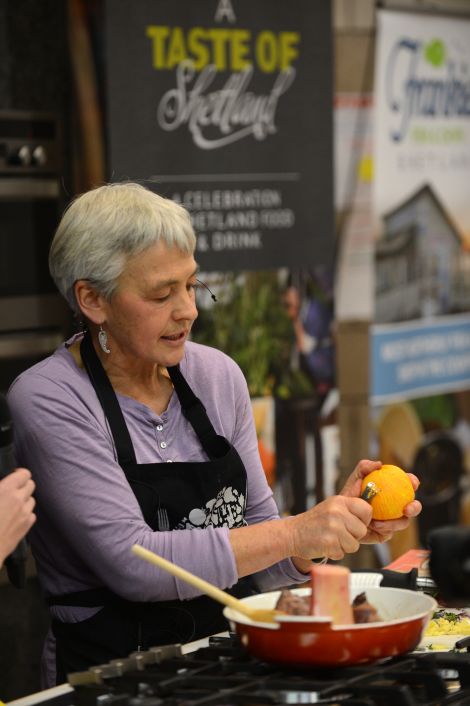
top-left (32, 145), bottom-right (47, 166)
top-left (10, 145), bottom-right (32, 166)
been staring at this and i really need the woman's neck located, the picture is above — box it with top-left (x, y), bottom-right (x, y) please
top-left (70, 337), bottom-right (174, 416)
top-left (108, 364), bottom-right (174, 416)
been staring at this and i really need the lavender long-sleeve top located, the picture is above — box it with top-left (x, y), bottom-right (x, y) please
top-left (8, 335), bottom-right (305, 606)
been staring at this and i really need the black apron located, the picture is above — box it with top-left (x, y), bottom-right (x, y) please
top-left (50, 333), bottom-right (253, 681)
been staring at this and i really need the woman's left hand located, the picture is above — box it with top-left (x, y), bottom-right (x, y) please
top-left (339, 459), bottom-right (422, 545)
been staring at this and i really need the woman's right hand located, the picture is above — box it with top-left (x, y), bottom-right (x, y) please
top-left (289, 494), bottom-right (373, 565)
top-left (230, 493), bottom-right (373, 579)
top-left (0, 468), bottom-right (36, 567)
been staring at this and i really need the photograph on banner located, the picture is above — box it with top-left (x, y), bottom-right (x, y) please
top-left (104, 0), bottom-right (334, 272)
top-left (371, 8), bottom-right (470, 549)
top-left (191, 267), bottom-right (338, 512)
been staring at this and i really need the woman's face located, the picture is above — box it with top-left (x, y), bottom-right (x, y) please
top-left (101, 241), bottom-right (199, 369)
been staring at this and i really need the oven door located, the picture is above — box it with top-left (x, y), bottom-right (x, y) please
top-left (0, 177), bottom-right (62, 298)
top-left (0, 177), bottom-right (71, 391)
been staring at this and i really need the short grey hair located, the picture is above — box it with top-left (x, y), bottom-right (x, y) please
top-left (49, 182), bottom-right (196, 313)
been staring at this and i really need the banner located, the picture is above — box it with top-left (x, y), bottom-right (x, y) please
top-left (104, 0), bottom-right (334, 271)
top-left (371, 9), bottom-right (470, 403)
top-left (371, 313), bottom-right (470, 405)
top-left (374, 9), bottom-right (470, 245)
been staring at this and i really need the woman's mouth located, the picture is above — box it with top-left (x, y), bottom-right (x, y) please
top-left (161, 331), bottom-right (186, 342)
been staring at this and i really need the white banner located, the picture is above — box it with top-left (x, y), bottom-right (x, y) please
top-left (372, 9), bottom-right (470, 402)
top-left (374, 9), bottom-right (470, 245)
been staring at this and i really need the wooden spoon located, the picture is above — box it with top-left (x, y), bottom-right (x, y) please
top-left (132, 544), bottom-right (282, 624)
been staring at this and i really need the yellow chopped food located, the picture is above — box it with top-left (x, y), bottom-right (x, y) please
top-left (426, 643), bottom-right (451, 651)
top-left (425, 616), bottom-right (470, 636)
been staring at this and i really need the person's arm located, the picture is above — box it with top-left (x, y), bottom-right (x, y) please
top-left (8, 363), bottom-right (421, 604)
top-left (203, 357), bottom-right (422, 581)
top-left (230, 458), bottom-right (421, 577)
top-left (292, 316), bottom-right (315, 354)
top-left (0, 468), bottom-right (36, 567)
top-left (229, 494), bottom-right (370, 576)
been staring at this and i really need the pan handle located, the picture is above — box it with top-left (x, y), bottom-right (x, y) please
top-left (353, 568), bottom-right (436, 593)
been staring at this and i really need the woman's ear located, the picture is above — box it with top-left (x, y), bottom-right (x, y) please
top-left (74, 280), bottom-right (106, 325)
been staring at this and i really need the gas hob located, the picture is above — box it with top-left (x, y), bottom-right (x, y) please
top-left (8, 635), bottom-right (470, 706)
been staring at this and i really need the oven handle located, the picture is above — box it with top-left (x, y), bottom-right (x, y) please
top-left (0, 331), bottom-right (64, 359)
top-left (0, 177), bottom-right (60, 199)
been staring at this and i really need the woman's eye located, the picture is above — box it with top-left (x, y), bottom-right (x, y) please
top-left (154, 292), bottom-right (170, 302)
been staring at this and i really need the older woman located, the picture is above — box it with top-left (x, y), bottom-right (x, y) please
top-left (7, 183), bottom-right (421, 686)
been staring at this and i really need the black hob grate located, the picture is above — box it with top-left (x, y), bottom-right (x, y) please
top-left (43, 636), bottom-right (470, 706)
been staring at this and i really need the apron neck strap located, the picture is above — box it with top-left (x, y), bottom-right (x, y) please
top-left (80, 332), bottom-right (137, 467)
top-left (167, 364), bottom-right (225, 460)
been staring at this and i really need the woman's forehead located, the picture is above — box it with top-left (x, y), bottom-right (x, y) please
top-left (120, 242), bottom-right (197, 283)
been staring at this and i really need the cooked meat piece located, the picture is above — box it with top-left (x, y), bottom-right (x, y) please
top-left (274, 588), bottom-right (381, 623)
top-left (352, 591), bottom-right (380, 623)
top-left (353, 591), bottom-right (367, 606)
top-left (275, 589), bottom-right (311, 615)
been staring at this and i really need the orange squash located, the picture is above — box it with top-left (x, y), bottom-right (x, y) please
top-left (258, 439), bottom-right (276, 487)
top-left (360, 464), bottom-right (415, 520)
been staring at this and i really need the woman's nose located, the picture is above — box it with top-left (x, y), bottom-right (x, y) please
top-left (174, 289), bottom-right (198, 320)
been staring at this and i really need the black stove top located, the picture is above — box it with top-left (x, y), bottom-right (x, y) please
top-left (40, 636), bottom-right (470, 706)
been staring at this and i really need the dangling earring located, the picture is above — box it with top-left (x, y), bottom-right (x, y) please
top-left (98, 325), bottom-right (111, 354)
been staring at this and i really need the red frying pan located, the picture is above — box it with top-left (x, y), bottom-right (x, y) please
top-left (224, 585), bottom-right (436, 666)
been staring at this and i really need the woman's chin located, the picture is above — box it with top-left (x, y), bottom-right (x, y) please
top-left (157, 344), bottom-right (186, 368)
